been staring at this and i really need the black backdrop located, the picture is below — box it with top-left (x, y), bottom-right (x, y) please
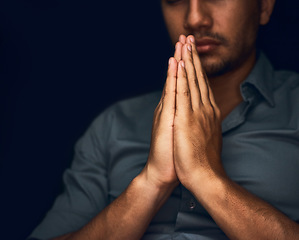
top-left (0, 0), bottom-right (298, 239)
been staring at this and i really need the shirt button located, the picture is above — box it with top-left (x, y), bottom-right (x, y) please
top-left (188, 199), bottom-right (196, 210)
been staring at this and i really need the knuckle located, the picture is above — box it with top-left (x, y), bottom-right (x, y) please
top-left (167, 69), bottom-right (176, 79)
top-left (215, 106), bottom-right (221, 119)
top-left (164, 88), bottom-right (176, 96)
top-left (190, 76), bottom-right (198, 85)
top-left (204, 105), bottom-right (214, 116)
top-left (182, 89), bottom-right (190, 97)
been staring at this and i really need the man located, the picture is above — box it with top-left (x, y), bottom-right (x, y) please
top-left (29, 0), bottom-right (299, 239)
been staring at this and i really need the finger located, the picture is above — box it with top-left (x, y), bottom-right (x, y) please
top-left (181, 43), bottom-right (202, 110)
top-left (161, 57), bottom-right (178, 116)
top-left (205, 77), bottom-right (219, 113)
top-left (187, 35), bottom-right (210, 106)
top-left (176, 60), bottom-right (192, 113)
top-left (174, 42), bottom-right (182, 62)
top-left (179, 35), bottom-right (186, 44)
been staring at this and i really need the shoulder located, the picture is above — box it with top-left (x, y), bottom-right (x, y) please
top-left (273, 69), bottom-right (299, 93)
top-left (270, 68), bottom-right (299, 105)
top-left (84, 91), bottom-right (161, 141)
top-left (111, 91), bottom-right (162, 118)
top-left (272, 69), bottom-right (299, 125)
top-left (93, 91), bottom-right (161, 126)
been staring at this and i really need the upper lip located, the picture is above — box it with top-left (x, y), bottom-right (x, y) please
top-left (195, 38), bottom-right (221, 46)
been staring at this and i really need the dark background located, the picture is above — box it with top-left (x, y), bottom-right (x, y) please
top-left (0, 0), bottom-right (298, 239)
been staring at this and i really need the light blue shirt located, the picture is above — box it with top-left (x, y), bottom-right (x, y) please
top-left (29, 53), bottom-right (299, 239)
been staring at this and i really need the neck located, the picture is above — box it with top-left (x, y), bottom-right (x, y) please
top-left (209, 50), bottom-right (257, 121)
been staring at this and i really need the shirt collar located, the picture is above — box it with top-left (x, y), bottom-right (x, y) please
top-left (240, 52), bottom-right (275, 107)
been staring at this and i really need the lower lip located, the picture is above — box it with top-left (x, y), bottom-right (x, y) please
top-left (196, 44), bottom-right (219, 54)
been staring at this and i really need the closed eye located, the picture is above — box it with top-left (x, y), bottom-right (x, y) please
top-left (165, 0), bottom-right (184, 5)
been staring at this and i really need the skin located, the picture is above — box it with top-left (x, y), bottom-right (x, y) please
top-left (161, 0), bottom-right (273, 119)
top-left (172, 36), bottom-right (299, 240)
top-left (162, 0), bottom-right (262, 77)
top-left (51, 0), bottom-right (299, 239)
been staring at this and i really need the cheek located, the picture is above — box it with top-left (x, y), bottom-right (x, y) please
top-left (168, 25), bottom-right (183, 44)
top-left (236, 18), bottom-right (259, 49)
top-left (162, 10), bottom-right (186, 44)
top-left (223, 12), bottom-right (259, 50)
top-left (232, 7), bottom-right (260, 42)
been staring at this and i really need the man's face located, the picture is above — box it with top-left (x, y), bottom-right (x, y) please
top-left (161, 0), bottom-right (269, 77)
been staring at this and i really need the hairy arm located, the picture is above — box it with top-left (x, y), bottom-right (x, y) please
top-left (193, 174), bottom-right (299, 240)
top-left (50, 49), bottom-right (182, 240)
top-left (51, 174), bottom-right (175, 240)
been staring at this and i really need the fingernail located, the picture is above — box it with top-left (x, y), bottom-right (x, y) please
top-left (187, 44), bottom-right (192, 52)
top-left (169, 57), bottom-right (172, 65)
top-left (190, 36), bottom-right (195, 43)
top-left (180, 61), bottom-right (185, 68)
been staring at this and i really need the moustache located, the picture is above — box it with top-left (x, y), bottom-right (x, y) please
top-left (193, 32), bottom-right (228, 45)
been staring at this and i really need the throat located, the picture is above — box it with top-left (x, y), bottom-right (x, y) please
top-left (208, 53), bottom-right (256, 121)
top-left (215, 93), bottom-right (243, 121)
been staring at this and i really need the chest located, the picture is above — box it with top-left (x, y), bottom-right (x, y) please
top-left (106, 109), bottom-right (299, 221)
top-left (222, 129), bottom-right (299, 219)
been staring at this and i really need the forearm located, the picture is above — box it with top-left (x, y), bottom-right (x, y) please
top-left (191, 174), bottom-right (299, 240)
top-left (52, 172), bottom-right (174, 240)
top-left (51, 54), bottom-right (181, 240)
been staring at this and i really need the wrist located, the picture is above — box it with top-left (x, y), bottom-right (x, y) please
top-left (185, 166), bottom-right (229, 202)
top-left (140, 161), bottom-right (179, 189)
top-left (135, 168), bottom-right (178, 202)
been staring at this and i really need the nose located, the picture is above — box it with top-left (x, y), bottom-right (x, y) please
top-left (184, 0), bottom-right (213, 31)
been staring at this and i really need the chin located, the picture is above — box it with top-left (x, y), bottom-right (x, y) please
top-left (199, 55), bottom-right (232, 78)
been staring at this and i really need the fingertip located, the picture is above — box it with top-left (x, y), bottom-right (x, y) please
top-left (174, 42), bottom-right (182, 62)
top-left (179, 60), bottom-right (185, 68)
top-left (181, 43), bottom-right (192, 58)
top-left (175, 41), bottom-right (182, 51)
top-left (177, 60), bottom-right (185, 76)
top-left (169, 57), bottom-right (178, 67)
top-left (187, 35), bottom-right (195, 43)
top-left (176, 41), bottom-right (182, 47)
top-left (186, 36), bottom-right (197, 54)
top-left (168, 57), bottom-right (173, 66)
top-left (179, 35), bottom-right (186, 44)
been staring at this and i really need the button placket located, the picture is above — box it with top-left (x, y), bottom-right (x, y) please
top-left (179, 185), bottom-right (197, 212)
top-left (187, 198), bottom-right (196, 210)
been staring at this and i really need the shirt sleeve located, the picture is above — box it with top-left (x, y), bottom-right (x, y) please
top-left (28, 108), bottom-right (114, 240)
